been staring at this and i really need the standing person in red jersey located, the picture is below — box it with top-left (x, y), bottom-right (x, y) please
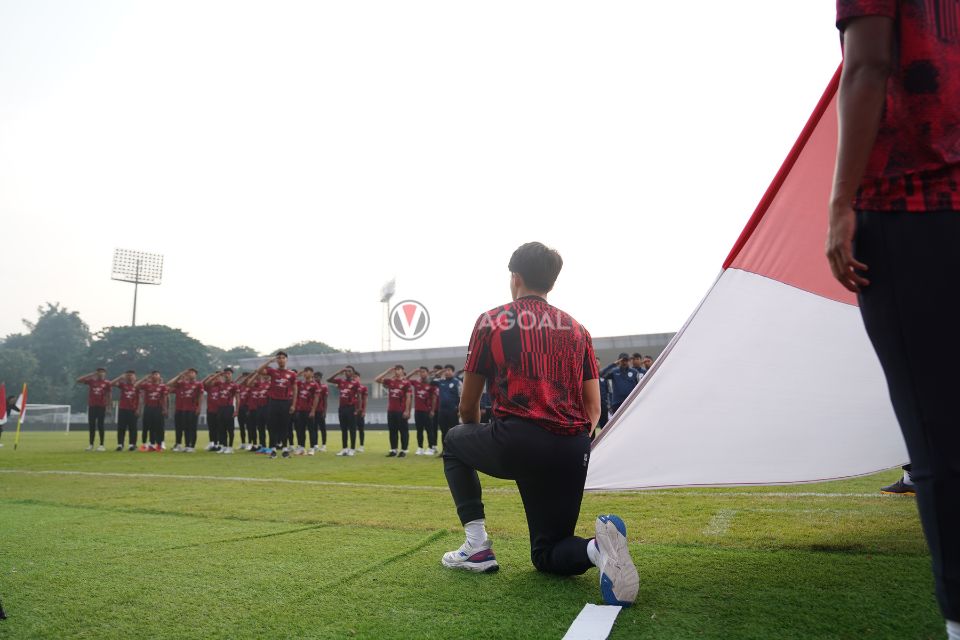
top-left (167, 368), bottom-right (204, 452)
top-left (76, 368), bottom-right (111, 451)
top-left (408, 367), bottom-right (440, 456)
top-left (293, 367), bottom-right (321, 455)
top-left (355, 374), bottom-right (369, 453)
top-left (327, 366), bottom-right (361, 457)
top-left (828, 4), bottom-right (960, 637)
top-left (235, 373), bottom-right (255, 450)
top-left (247, 373), bottom-right (270, 452)
top-left (312, 373), bottom-right (329, 454)
top-left (138, 371), bottom-right (168, 452)
top-left (250, 352), bottom-right (298, 459)
top-left (109, 370), bottom-right (140, 451)
top-left (439, 242), bottom-right (638, 608)
top-left (376, 365), bottom-right (413, 458)
top-left (202, 371), bottom-right (224, 451)
top-left (214, 368), bottom-right (240, 454)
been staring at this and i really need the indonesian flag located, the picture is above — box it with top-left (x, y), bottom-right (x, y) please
top-left (0, 383), bottom-right (6, 426)
top-left (586, 66), bottom-right (908, 491)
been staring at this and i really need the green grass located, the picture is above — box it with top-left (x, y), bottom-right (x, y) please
top-left (0, 431), bottom-right (944, 639)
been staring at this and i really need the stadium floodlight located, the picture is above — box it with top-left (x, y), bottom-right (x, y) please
top-left (380, 278), bottom-right (396, 350)
top-left (111, 248), bottom-right (164, 326)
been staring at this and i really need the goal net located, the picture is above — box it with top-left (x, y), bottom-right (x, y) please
top-left (21, 404), bottom-right (73, 432)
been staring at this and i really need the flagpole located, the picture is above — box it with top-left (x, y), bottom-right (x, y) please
top-left (13, 383), bottom-right (26, 450)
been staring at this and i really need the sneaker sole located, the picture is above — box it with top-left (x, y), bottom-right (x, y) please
top-left (596, 515), bottom-right (639, 606)
top-left (440, 557), bottom-right (500, 573)
top-left (880, 490), bottom-right (915, 496)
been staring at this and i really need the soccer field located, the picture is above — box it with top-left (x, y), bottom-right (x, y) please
top-left (0, 432), bottom-right (943, 639)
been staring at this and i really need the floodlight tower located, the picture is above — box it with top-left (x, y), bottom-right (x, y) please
top-left (111, 248), bottom-right (164, 326)
top-left (380, 278), bottom-right (396, 351)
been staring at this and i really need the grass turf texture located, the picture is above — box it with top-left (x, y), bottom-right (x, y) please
top-left (0, 432), bottom-right (944, 639)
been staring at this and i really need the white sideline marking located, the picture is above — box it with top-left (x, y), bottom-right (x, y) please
top-left (703, 509), bottom-right (737, 536)
top-left (562, 604), bottom-right (621, 640)
top-left (0, 469), bottom-right (894, 499)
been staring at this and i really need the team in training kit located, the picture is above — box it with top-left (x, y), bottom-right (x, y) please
top-left (76, 354), bottom-right (466, 460)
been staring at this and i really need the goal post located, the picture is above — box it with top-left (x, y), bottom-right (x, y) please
top-left (22, 404), bottom-right (73, 433)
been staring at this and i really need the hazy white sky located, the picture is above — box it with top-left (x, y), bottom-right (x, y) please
top-left (0, 1), bottom-right (841, 354)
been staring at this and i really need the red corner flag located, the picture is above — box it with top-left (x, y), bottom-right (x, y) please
top-left (0, 382), bottom-right (7, 426)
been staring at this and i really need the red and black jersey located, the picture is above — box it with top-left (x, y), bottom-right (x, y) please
top-left (139, 382), bottom-right (168, 409)
top-left (113, 381), bottom-right (139, 411)
top-left (464, 296), bottom-right (598, 435)
top-left (238, 385), bottom-right (252, 410)
top-left (174, 381), bottom-right (204, 412)
top-left (357, 384), bottom-right (368, 409)
top-left (206, 384), bottom-right (222, 412)
top-left (265, 367), bottom-right (297, 401)
top-left (316, 383), bottom-right (329, 413)
top-left (217, 382), bottom-right (239, 407)
top-left (382, 378), bottom-right (411, 412)
top-left (84, 379), bottom-right (112, 408)
top-left (295, 380), bottom-right (321, 412)
top-left (837, 0), bottom-right (960, 211)
top-left (249, 382), bottom-right (270, 408)
top-left (411, 380), bottom-right (439, 412)
top-left (330, 377), bottom-right (360, 407)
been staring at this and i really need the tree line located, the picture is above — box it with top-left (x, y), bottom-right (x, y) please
top-left (0, 303), bottom-right (339, 409)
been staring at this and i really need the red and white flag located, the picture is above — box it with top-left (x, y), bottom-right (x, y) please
top-left (0, 382), bottom-right (6, 426)
top-left (587, 66), bottom-right (907, 491)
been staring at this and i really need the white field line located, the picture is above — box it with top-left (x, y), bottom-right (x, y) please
top-left (0, 469), bottom-right (895, 499)
top-left (703, 509), bottom-right (737, 536)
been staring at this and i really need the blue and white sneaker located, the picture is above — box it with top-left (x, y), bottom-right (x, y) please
top-left (595, 514), bottom-right (639, 606)
top-left (441, 539), bottom-right (499, 573)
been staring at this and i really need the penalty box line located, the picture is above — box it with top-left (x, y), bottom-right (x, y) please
top-left (0, 469), bottom-right (888, 498)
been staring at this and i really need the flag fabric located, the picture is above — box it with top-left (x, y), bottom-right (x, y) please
top-left (13, 384), bottom-right (27, 450)
top-left (0, 382), bottom-right (6, 426)
top-left (586, 66), bottom-right (908, 491)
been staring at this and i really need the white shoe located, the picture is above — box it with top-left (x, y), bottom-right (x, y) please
top-left (441, 539), bottom-right (499, 573)
top-left (172, 444), bottom-right (183, 452)
top-left (185, 447), bottom-right (195, 453)
top-left (357, 446), bottom-right (364, 453)
top-left (307, 448), bottom-right (315, 456)
top-left (320, 445), bottom-right (327, 452)
top-left (205, 442), bottom-right (216, 451)
top-left (595, 515), bottom-right (639, 606)
top-left (423, 448), bottom-right (434, 456)
top-left (336, 448), bottom-right (349, 456)
top-left (160, 442), bottom-right (167, 451)
top-left (347, 449), bottom-right (356, 456)
top-left (415, 448), bottom-right (424, 455)
top-left (96, 445), bottom-right (106, 452)
top-left (224, 447), bottom-right (234, 454)
top-left (85, 444), bottom-right (94, 451)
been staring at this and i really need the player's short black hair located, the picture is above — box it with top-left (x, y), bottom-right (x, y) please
top-left (508, 242), bottom-right (563, 293)
top-left (444, 364), bottom-right (455, 371)
top-left (303, 367), bottom-right (314, 373)
top-left (96, 367), bottom-right (106, 372)
top-left (125, 369), bottom-right (136, 374)
top-left (643, 355), bottom-right (652, 359)
top-left (316, 371), bottom-right (323, 377)
top-left (632, 353), bottom-right (642, 358)
top-left (151, 370), bottom-right (160, 374)
top-left (276, 351), bottom-right (288, 357)
top-left (395, 364), bottom-right (405, 370)
top-left (223, 367), bottom-right (233, 373)
top-left (188, 367), bottom-right (198, 373)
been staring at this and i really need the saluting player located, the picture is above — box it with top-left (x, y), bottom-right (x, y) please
top-left (109, 370), bottom-right (140, 451)
top-left (167, 368), bottom-right (204, 452)
top-left (248, 373), bottom-right (270, 452)
top-left (139, 371), bottom-right (168, 452)
top-left (215, 369), bottom-right (240, 454)
top-left (408, 366), bottom-right (439, 455)
top-left (202, 371), bottom-right (223, 451)
top-left (314, 373), bottom-right (329, 453)
top-left (356, 374), bottom-right (368, 453)
top-left (250, 352), bottom-right (298, 459)
top-left (376, 365), bottom-right (413, 457)
top-left (236, 373), bottom-right (254, 450)
top-left (76, 368), bottom-right (111, 451)
top-left (327, 366), bottom-right (361, 456)
top-left (433, 365), bottom-right (462, 449)
top-left (293, 367), bottom-right (321, 455)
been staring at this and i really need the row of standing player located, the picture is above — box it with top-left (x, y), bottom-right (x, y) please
top-left (75, 356), bottom-right (476, 457)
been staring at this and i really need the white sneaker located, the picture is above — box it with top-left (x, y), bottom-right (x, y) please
top-left (423, 448), bottom-right (435, 456)
top-left (96, 445), bottom-right (106, 452)
top-left (415, 448), bottom-right (424, 455)
top-left (595, 515), bottom-right (639, 606)
top-left (307, 448), bottom-right (315, 456)
top-left (205, 442), bottom-right (216, 451)
top-left (346, 449), bottom-right (356, 456)
top-left (160, 442), bottom-right (167, 451)
top-left (336, 448), bottom-right (349, 456)
top-left (441, 539), bottom-right (499, 573)
top-left (85, 444), bottom-right (94, 451)
top-left (225, 447), bottom-right (235, 454)
top-left (185, 447), bottom-right (195, 453)
top-left (172, 444), bottom-right (183, 452)
top-left (320, 445), bottom-right (327, 452)
top-left (357, 446), bottom-right (364, 453)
